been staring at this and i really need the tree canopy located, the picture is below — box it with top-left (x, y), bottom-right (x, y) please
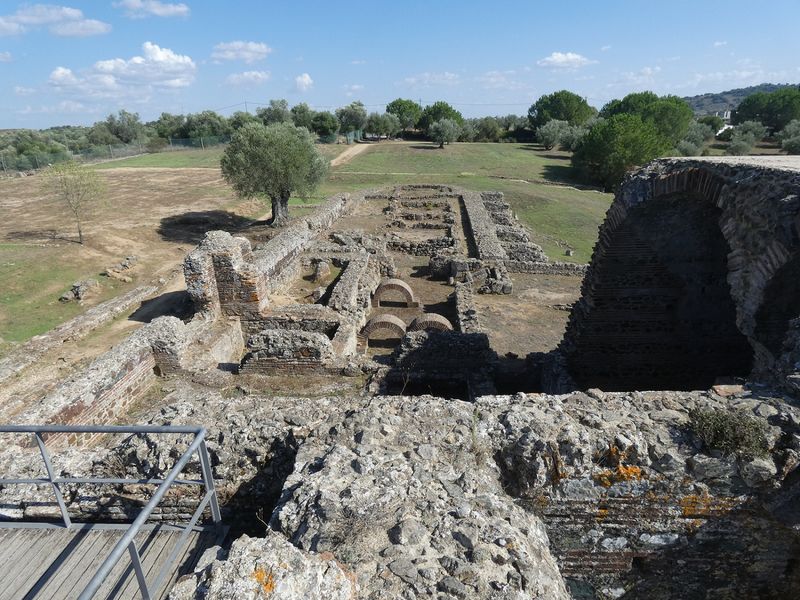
top-left (336, 101), bottom-right (368, 133)
top-left (601, 92), bottom-right (693, 145)
top-left (220, 122), bottom-right (328, 226)
top-left (386, 98), bottom-right (423, 132)
top-left (429, 118), bottom-right (460, 148)
top-left (733, 87), bottom-right (800, 131)
top-left (257, 99), bottom-right (292, 126)
top-left (418, 101), bottom-right (464, 135)
top-left (528, 90), bottom-right (596, 130)
top-left (41, 161), bottom-right (105, 244)
top-left (572, 113), bottom-right (669, 190)
top-left (290, 103), bottom-right (315, 130)
top-left (312, 111), bottom-right (339, 137)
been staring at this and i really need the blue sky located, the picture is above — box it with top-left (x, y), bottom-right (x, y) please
top-left (1, 0), bottom-right (799, 129)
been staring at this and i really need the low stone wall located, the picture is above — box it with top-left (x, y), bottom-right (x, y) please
top-left (504, 260), bottom-right (588, 276)
top-left (8, 320), bottom-right (167, 445)
top-left (453, 283), bottom-right (482, 333)
top-left (4, 316), bottom-right (243, 446)
top-left (461, 191), bottom-right (507, 260)
top-left (387, 330), bottom-right (496, 397)
top-left (387, 233), bottom-right (456, 256)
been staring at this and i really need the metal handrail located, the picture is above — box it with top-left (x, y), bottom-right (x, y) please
top-left (0, 424), bottom-right (223, 600)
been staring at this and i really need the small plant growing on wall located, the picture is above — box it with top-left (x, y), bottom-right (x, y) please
top-left (689, 408), bottom-right (769, 459)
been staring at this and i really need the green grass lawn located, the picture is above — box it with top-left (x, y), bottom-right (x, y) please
top-left (94, 142), bottom-right (347, 169)
top-left (0, 243), bottom-right (134, 346)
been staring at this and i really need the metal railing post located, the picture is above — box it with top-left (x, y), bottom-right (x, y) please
top-left (34, 432), bottom-right (72, 528)
top-left (128, 542), bottom-right (152, 600)
top-left (198, 439), bottom-right (222, 524)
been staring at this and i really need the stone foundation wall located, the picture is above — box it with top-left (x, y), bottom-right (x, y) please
top-left (453, 283), bottom-right (482, 333)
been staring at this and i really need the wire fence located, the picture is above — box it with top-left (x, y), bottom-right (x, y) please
top-left (0, 131), bottom-right (358, 176)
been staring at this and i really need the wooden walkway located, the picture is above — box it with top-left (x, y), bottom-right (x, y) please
top-left (0, 525), bottom-right (217, 599)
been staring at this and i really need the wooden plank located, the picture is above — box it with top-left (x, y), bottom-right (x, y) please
top-left (3, 530), bottom-right (67, 600)
top-left (15, 531), bottom-right (89, 600)
top-left (115, 529), bottom-right (198, 600)
top-left (0, 528), bottom-right (216, 600)
top-left (20, 529), bottom-right (100, 600)
top-left (96, 528), bottom-right (170, 600)
top-left (55, 531), bottom-right (120, 599)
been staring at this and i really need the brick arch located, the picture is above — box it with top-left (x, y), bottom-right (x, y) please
top-left (372, 278), bottom-right (419, 308)
top-left (409, 313), bottom-right (453, 332)
top-left (361, 314), bottom-right (407, 339)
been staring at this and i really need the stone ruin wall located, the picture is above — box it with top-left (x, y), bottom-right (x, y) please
top-left (560, 158), bottom-right (800, 392)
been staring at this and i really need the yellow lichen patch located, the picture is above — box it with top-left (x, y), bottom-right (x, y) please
top-left (596, 507), bottom-right (609, 521)
top-left (593, 463), bottom-right (645, 487)
top-left (679, 493), bottom-right (740, 518)
top-left (252, 567), bottom-right (276, 595)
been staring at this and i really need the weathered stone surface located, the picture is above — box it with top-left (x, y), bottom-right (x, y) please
top-left (270, 395), bottom-right (569, 600)
top-left (169, 531), bottom-right (357, 600)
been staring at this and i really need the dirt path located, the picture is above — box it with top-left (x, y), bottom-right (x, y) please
top-left (330, 143), bottom-right (372, 167)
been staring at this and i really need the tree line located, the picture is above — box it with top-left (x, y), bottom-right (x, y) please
top-left (528, 86), bottom-right (800, 190)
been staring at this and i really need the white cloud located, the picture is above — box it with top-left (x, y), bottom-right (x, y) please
top-left (0, 51), bottom-right (10, 62)
top-left (294, 72), bottom-right (313, 92)
top-left (475, 70), bottom-right (526, 91)
top-left (212, 40), bottom-right (271, 64)
top-left (537, 51), bottom-right (596, 70)
top-left (622, 65), bottom-right (662, 86)
top-left (0, 4), bottom-right (110, 37)
top-left (402, 71), bottom-right (461, 87)
top-left (226, 70), bottom-right (270, 86)
top-left (14, 85), bottom-right (35, 95)
top-left (19, 99), bottom-right (89, 115)
top-left (114, 0), bottom-right (190, 18)
top-left (601, 45), bottom-right (612, 52)
top-left (50, 19), bottom-right (111, 37)
top-left (713, 40), bottom-right (728, 47)
top-left (49, 42), bottom-right (196, 102)
top-left (343, 83), bottom-right (363, 97)
top-left (350, 59), bottom-right (366, 65)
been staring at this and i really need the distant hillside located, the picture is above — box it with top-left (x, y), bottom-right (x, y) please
top-left (683, 83), bottom-right (798, 114)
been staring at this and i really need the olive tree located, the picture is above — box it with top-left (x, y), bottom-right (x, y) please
top-left (221, 122), bottom-right (328, 226)
top-left (430, 119), bottom-right (460, 148)
top-left (537, 119), bottom-right (569, 150)
top-left (42, 161), bottom-right (105, 244)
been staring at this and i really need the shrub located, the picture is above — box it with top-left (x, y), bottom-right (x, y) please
top-left (783, 136), bottom-right (800, 155)
top-left (689, 408), bottom-right (769, 459)
top-left (677, 140), bottom-right (701, 156)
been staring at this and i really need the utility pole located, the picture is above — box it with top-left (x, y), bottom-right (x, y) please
top-left (245, 101), bottom-right (249, 114)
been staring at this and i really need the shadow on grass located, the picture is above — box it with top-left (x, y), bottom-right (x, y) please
top-left (542, 163), bottom-right (580, 184)
top-left (408, 144), bottom-right (443, 151)
top-left (157, 210), bottom-right (255, 244)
